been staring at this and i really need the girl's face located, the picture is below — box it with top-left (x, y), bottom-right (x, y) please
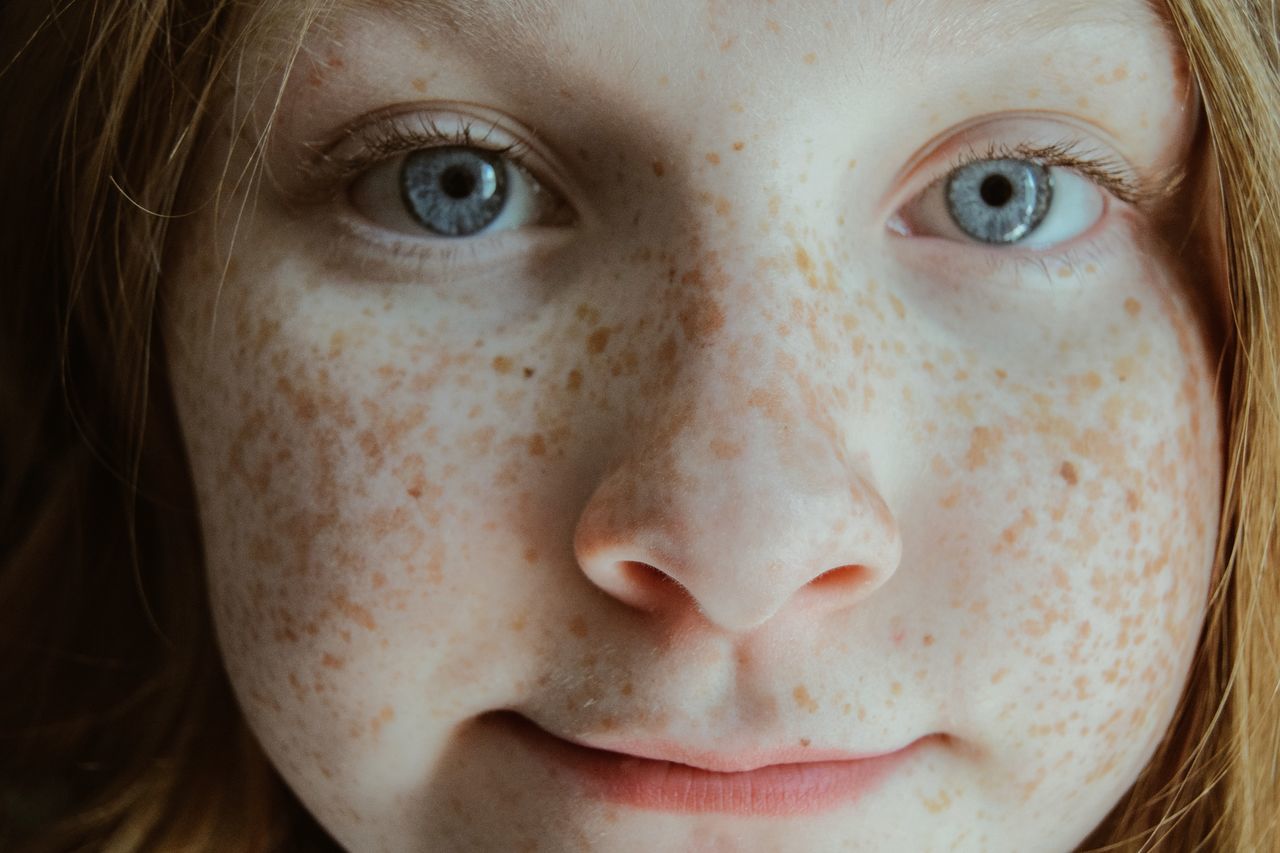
top-left (166, 0), bottom-right (1223, 849)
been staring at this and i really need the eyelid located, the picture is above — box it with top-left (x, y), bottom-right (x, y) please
top-left (882, 113), bottom-right (1184, 219)
top-left (290, 102), bottom-right (578, 215)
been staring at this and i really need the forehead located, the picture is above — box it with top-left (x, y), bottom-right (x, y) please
top-left (254, 0), bottom-right (1173, 61)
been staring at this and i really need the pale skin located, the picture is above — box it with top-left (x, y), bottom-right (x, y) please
top-left (164, 0), bottom-right (1224, 849)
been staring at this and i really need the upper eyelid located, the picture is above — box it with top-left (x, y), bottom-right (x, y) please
top-left (879, 112), bottom-right (1184, 215)
top-left (936, 141), bottom-right (1173, 209)
top-left (296, 114), bottom-right (525, 194)
top-left (288, 105), bottom-right (595, 228)
top-left (295, 107), bottom-right (1183, 234)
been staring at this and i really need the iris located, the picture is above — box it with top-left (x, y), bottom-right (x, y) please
top-left (400, 146), bottom-right (508, 237)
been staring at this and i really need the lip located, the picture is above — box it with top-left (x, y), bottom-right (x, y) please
top-left (489, 711), bottom-right (931, 817)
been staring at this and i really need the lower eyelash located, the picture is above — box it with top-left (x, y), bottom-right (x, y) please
top-left (1006, 224), bottom-right (1130, 287)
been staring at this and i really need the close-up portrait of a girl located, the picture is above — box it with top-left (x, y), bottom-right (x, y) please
top-left (2, 0), bottom-right (1279, 850)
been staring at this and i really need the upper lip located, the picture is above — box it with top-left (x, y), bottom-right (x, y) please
top-left (513, 713), bottom-right (916, 773)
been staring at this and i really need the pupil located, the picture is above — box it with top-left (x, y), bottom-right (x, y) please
top-left (440, 165), bottom-right (476, 199)
top-left (980, 174), bottom-right (1014, 207)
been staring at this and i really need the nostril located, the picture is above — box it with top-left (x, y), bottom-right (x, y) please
top-left (617, 560), bottom-right (691, 610)
top-left (807, 564), bottom-right (870, 592)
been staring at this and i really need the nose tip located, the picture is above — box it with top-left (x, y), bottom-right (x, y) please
top-left (572, 464), bottom-right (903, 633)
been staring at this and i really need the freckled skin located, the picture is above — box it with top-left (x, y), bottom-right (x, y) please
top-left (165, 1), bottom-right (1217, 851)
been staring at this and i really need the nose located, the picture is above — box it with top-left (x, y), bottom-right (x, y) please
top-left (572, 292), bottom-right (902, 635)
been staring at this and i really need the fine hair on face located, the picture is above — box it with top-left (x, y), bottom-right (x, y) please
top-left (0, 0), bottom-right (1278, 851)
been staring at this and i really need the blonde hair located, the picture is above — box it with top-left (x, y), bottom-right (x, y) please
top-left (0, 0), bottom-right (1276, 850)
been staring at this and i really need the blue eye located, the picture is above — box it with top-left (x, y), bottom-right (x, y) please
top-left (401, 146), bottom-right (508, 237)
top-left (895, 156), bottom-right (1107, 251)
top-left (348, 136), bottom-right (570, 240)
top-left (946, 159), bottom-right (1052, 244)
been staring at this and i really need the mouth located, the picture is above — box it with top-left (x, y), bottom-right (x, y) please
top-left (485, 710), bottom-right (934, 817)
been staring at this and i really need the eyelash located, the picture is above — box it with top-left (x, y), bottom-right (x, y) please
top-left (307, 114), bottom-right (536, 190)
top-left (938, 139), bottom-right (1145, 208)
top-left (303, 114), bottom-right (1156, 275)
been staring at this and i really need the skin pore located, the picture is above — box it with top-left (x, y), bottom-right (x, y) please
top-left (163, 0), bottom-right (1224, 849)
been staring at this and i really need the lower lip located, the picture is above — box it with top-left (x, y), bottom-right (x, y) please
top-left (492, 712), bottom-right (923, 817)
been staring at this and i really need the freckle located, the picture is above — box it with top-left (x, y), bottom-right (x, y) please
top-left (567, 369), bottom-right (583, 391)
top-left (1077, 96), bottom-right (1089, 108)
top-left (800, 738), bottom-right (811, 747)
top-left (322, 653), bottom-right (345, 669)
top-left (522, 366), bottom-right (535, 378)
top-left (732, 140), bottom-right (745, 151)
top-left (372, 572), bottom-right (387, 589)
top-left (528, 433), bottom-right (546, 456)
top-left (1112, 66), bottom-right (1128, 81)
top-left (964, 426), bottom-right (1001, 470)
top-left (710, 437), bottom-right (743, 459)
top-left (587, 327), bottom-right (611, 354)
top-left (714, 196), bottom-right (732, 217)
top-left (889, 294), bottom-right (906, 320)
top-left (706, 152), bottom-right (721, 165)
top-left (765, 18), bottom-right (781, 33)
top-left (411, 77), bottom-right (427, 92)
top-left (569, 615), bottom-right (589, 638)
top-left (621, 682), bottom-right (634, 696)
top-left (891, 681), bottom-right (903, 695)
top-left (332, 592), bottom-right (378, 631)
top-left (991, 667), bottom-right (1009, 684)
top-left (371, 705), bottom-right (395, 737)
top-left (802, 52), bottom-right (817, 64)
top-left (1124, 298), bottom-right (1142, 317)
top-left (923, 789), bottom-right (952, 813)
top-left (731, 101), bottom-right (745, 113)
top-left (523, 547), bottom-right (538, 563)
top-left (1059, 461), bottom-right (1078, 485)
top-left (793, 685), bottom-right (819, 713)
top-left (651, 159), bottom-right (665, 177)
top-left (794, 247), bottom-right (815, 275)
top-left (1057, 265), bottom-right (1073, 278)
top-left (492, 355), bottom-right (513, 374)
top-left (923, 634), bottom-right (935, 646)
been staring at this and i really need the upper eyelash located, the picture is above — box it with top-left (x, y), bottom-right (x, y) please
top-left (299, 116), bottom-right (1181, 232)
top-left (297, 114), bottom-right (536, 200)
top-left (945, 140), bottom-right (1179, 208)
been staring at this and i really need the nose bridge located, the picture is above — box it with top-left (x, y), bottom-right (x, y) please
top-left (572, 233), bottom-right (902, 632)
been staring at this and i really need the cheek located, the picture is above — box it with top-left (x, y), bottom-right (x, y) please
top-left (913, 281), bottom-right (1219, 800)
top-left (170, 274), bottom-right (577, 795)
